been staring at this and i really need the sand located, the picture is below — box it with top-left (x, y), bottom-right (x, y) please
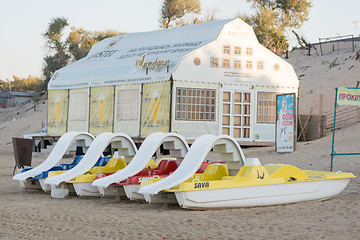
top-left (0, 49), bottom-right (359, 239)
top-left (286, 48), bottom-right (360, 115)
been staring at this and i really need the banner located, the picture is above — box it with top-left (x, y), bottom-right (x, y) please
top-left (89, 86), bottom-right (114, 135)
top-left (276, 93), bottom-right (295, 153)
top-left (48, 90), bottom-right (69, 136)
top-left (141, 81), bottom-right (170, 137)
top-left (337, 87), bottom-right (360, 106)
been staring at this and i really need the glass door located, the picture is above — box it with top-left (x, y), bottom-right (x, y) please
top-left (221, 90), bottom-right (251, 139)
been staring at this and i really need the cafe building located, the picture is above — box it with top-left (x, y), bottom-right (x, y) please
top-left (47, 18), bottom-right (299, 145)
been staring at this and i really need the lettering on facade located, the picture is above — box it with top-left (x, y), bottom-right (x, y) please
top-left (228, 31), bottom-right (248, 38)
top-left (136, 54), bottom-right (171, 72)
top-left (87, 50), bottom-right (118, 59)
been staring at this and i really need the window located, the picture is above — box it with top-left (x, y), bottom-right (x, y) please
top-left (223, 46), bottom-right (230, 55)
top-left (222, 58), bottom-right (230, 68)
top-left (246, 47), bottom-right (253, 56)
top-left (257, 92), bottom-right (276, 123)
top-left (69, 91), bottom-right (88, 121)
top-left (234, 60), bottom-right (241, 69)
top-left (210, 57), bottom-right (219, 68)
top-left (176, 88), bottom-right (216, 121)
top-left (234, 46), bottom-right (241, 55)
top-left (116, 89), bottom-right (139, 120)
top-left (246, 61), bottom-right (253, 70)
top-left (257, 61), bottom-right (264, 70)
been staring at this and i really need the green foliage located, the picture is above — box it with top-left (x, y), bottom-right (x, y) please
top-left (0, 76), bottom-right (45, 92)
top-left (68, 28), bottom-right (122, 60)
top-left (245, 0), bottom-right (312, 55)
top-left (160, 0), bottom-right (201, 28)
top-left (42, 17), bottom-right (72, 85)
top-left (249, 0), bottom-right (311, 30)
top-left (42, 17), bottom-right (123, 88)
top-left (43, 17), bottom-right (69, 52)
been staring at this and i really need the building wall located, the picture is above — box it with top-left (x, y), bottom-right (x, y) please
top-left (252, 86), bottom-right (298, 142)
top-left (172, 19), bottom-right (299, 143)
top-left (12, 96), bottom-right (32, 106)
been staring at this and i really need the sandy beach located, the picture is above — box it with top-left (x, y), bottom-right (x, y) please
top-left (1, 49), bottom-right (359, 239)
top-left (1, 127), bottom-right (359, 240)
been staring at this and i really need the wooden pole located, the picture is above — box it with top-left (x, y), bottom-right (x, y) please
top-left (319, 94), bottom-right (323, 116)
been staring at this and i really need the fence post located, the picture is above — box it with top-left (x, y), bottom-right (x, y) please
top-left (330, 88), bottom-right (338, 171)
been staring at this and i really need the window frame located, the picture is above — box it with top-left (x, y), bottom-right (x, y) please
top-left (222, 58), bottom-right (231, 68)
top-left (116, 88), bottom-right (140, 121)
top-left (246, 47), bottom-right (253, 56)
top-left (257, 92), bottom-right (277, 124)
top-left (210, 57), bottom-right (219, 68)
top-left (176, 87), bottom-right (216, 121)
top-left (234, 59), bottom-right (241, 69)
top-left (223, 45), bottom-right (231, 55)
top-left (257, 61), bottom-right (264, 71)
top-left (234, 46), bottom-right (242, 55)
top-left (246, 61), bottom-right (253, 70)
top-left (69, 91), bottom-right (88, 121)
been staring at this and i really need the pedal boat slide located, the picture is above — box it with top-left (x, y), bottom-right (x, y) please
top-left (13, 132), bottom-right (94, 191)
top-left (139, 135), bottom-right (355, 209)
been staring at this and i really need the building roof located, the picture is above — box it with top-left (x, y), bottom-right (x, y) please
top-left (10, 91), bottom-right (37, 97)
top-left (48, 19), bottom-right (234, 90)
top-left (0, 91), bottom-right (36, 98)
top-left (0, 91), bottom-right (11, 98)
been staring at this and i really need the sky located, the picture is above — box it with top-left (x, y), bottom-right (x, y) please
top-left (0, 0), bottom-right (359, 81)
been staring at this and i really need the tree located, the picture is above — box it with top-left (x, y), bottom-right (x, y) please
top-left (42, 17), bottom-right (122, 88)
top-left (245, 8), bottom-right (289, 54)
top-left (42, 17), bottom-right (71, 85)
top-left (159, 0), bottom-right (201, 28)
top-left (68, 28), bottom-right (122, 60)
top-left (0, 76), bottom-right (45, 92)
top-left (245, 0), bottom-right (312, 55)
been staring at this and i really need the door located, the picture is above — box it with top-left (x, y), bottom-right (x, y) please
top-left (221, 90), bottom-right (251, 140)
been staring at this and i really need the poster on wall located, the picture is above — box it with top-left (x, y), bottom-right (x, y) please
top-left (276, 93), bottom-right (296, 153)
top-left (140, 81), bottom-right (170, 137)
top-left (89, 86), bottom-right (114, 135)
top-left (47, 90), bottom-right (69, 136)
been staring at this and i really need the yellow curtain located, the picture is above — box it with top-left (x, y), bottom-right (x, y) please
top-left (141, 81), bottom-right (170, 137)
top-left (89, 86), bottom-right (114, 135)
top-left (47, 90), bottom-right (69, 136)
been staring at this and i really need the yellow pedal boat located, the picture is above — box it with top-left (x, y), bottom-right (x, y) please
top-left (166, 160), bottom-right (355, 209)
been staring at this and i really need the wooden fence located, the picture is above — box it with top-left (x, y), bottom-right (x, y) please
top-left (324, 106), bottom-right (360, 133)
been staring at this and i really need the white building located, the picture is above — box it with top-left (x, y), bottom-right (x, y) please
top-left (47, 18), bottom-right (299, 145)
